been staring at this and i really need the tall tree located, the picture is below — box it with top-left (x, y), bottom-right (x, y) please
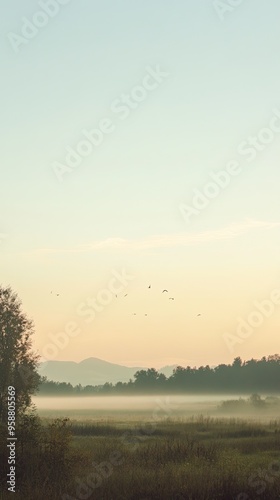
top-left (134, 368), bottom-right (161, 391)
top-left (0, 286), bottom-right (40, 423)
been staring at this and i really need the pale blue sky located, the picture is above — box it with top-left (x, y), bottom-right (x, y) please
top-left (1, 1), bottom-right (280, 366)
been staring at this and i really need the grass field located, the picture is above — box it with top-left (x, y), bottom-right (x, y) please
top-left (63, 416), bottom-right (280, 500)
top-left (1, 416), bottom-right (280, 499)
top-left (1, 398), bottom-right (280, 499)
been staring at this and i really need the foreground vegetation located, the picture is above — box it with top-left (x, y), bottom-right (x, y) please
top-left (1, 412), bottom-right (280, 499)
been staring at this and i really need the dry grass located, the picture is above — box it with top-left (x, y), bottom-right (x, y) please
top-left (1, 415), bottom-right (280, 499)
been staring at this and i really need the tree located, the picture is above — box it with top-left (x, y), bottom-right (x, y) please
top-left (249, 393), bottom-right (265, 408)
top-left (134, 368), bottom-right (162, 391)
top-left (232, 357), bottom-right (242, 368)
top-left (0, 286), bottom-right (40, 423)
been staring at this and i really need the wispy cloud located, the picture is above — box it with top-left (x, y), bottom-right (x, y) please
top-left (33, 219), bottom-right (280, 255)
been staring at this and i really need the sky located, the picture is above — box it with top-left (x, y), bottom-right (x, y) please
top-left (1, 0), bottom-right (280, 369)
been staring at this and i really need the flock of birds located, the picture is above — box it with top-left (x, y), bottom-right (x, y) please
top-left (117, 285), bottom-right (202, 318)
top-left (50, 286), bottom-right (202, 317)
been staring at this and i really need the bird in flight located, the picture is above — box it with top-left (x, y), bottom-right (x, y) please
top-left (132, 313), bottom-right (136, 315)
top-left (56, 294), bottom-right (60, 297)
top-left (148, 285), bottom-right (151, 289)
top-left (197, 313), bottom-right (201, 317)
top-left (124, 294), bottom-right (128, 297)
top-left (162, 290), bottom-right (168, 293)
top-left (169, 297), bottom-right (174, 300)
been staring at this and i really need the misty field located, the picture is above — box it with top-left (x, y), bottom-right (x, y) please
top-left (1, 401), bottom-right (280, 499)
top-left (64, 416), bottom-right (280, 500)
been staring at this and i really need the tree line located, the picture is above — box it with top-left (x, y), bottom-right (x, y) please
top-left (1, 283), bottom-right (280, 407)
top-left (38, 355), bottom-right (280, 395)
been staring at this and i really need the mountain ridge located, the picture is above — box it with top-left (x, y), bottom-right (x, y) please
top-left (38, 357), bottom-right (177, 386)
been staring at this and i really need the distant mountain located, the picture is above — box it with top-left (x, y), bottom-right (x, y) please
top-left (38, 357), bottom-right (177, 386)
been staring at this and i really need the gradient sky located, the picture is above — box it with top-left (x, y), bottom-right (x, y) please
top-left (1, 1), bottom-right (280, 369)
